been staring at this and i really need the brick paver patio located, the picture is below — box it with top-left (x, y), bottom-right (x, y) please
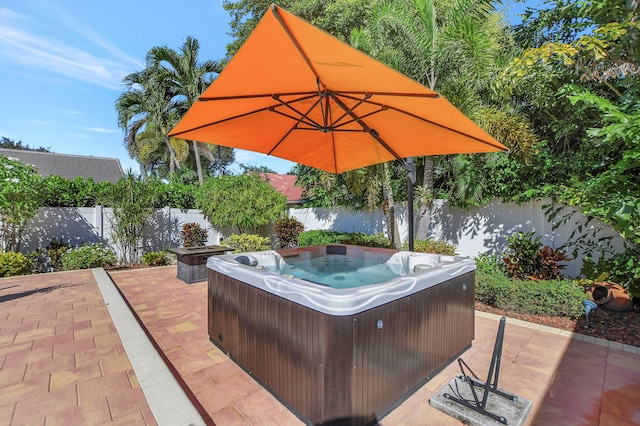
top-left (0, 270), bottom-right (155, 425)
top-left (2, 266), bottom-right (639, 425)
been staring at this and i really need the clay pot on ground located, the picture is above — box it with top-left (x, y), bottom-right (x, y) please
top-left (588, 282), bottom-right (633, 312)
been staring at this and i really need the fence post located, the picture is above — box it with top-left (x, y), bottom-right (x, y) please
top-left (95, 205), bottom-right (104, 244)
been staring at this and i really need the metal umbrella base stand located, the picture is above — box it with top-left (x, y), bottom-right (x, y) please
top-left (430, 317), bottom-right (532, 425)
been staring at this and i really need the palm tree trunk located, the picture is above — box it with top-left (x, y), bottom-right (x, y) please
top-left (192, 140), bottom-right (204, 184)
top-left (165, 136), bottom-right (176, 174)
top-left (415, 156), bottom-right (434, 240)
top-left (381, 163), bottom-right (397, 247)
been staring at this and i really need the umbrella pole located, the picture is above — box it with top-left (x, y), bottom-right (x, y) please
top-left (405, 158), bottom-right (416, 252)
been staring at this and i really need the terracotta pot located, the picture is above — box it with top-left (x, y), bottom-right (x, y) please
top-left (588, 282), bottom-right (633, 312)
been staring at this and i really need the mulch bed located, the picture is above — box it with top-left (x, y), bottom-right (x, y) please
top-left (476, 300), bottom-right (640, 347)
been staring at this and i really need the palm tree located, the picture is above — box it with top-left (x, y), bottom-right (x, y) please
top-left (116, 67), bottom-right (182, 175)
top-left (147, 37), bottom-right (223, 184)
top-left (360, 0), bottom-right (534, 240)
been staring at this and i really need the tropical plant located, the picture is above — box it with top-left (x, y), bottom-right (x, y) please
top-left (409, 239), bottom-right (457, 255)
top-left (0, 155), bottom-right (43, 252)
top-left (502, 231), bottom-right (571, 281)
top-left (274, 216), bottom-right (304, 249)
top-left (29, 238), bottom-right (70, 273)
top-left (353, 0), bottom-right (534, 238)
top-left (61, 243), bottom-right (117, 271)
top-left (226, 233), bottom-right (271, 252)
top-left (181, 222), bottom-right (208, 247)
top-left (141, 251), bottom-right (169, 267)
top-left (116, 65), bottom-right (184, 176)
top-left (503, 0), bottom-right (639, 292)
top-left (102, 171), bottom-right (157, 265)
top-left (0, 251), bottom-right (31, 277)
top-left (147, 37), bottom-right (231, 183)
top-left (222, 0), bottom-right (370, 57)
top-left (297, 230), bottom-right (393, 248)
top-left (195, 174), bottom-right (287, 233)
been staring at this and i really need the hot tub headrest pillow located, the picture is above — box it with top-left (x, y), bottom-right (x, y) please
top-left (235, 254), bottom-right (258, 267)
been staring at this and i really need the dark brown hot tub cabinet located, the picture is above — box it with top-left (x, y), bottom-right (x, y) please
top-left (207, 268), bottom-right (475, 425)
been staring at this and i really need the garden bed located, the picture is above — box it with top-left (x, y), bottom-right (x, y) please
top-left (476, 301), bottom-right (640, 347)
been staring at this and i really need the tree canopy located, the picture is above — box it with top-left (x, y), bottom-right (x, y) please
top-left (195, 174), bottom-right (287, 233)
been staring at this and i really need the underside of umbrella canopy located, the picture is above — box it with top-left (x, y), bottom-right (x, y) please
top-left (169, 4), bottom-right (507, 174)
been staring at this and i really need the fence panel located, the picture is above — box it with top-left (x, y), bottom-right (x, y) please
top-left (20, 200), bottom-right (625, 277)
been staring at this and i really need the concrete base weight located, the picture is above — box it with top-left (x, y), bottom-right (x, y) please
top-left (429, 375), bottom-right (532, 426)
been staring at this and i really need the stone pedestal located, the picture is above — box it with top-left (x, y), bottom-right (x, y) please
top-left (168, 246), bottom-right (231, 284)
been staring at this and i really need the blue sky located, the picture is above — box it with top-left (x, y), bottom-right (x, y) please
top-left (0, 1), bottom-right (532, 175)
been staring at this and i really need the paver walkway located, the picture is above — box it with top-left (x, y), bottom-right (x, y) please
top-left (109, 266), bottom-right (300, 426)
top-left (109, 266), bottom-right (640, 425)
top-left (0, 270), bottom-right (155, 425)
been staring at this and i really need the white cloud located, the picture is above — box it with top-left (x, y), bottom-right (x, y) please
top-left (0, 7), bottom-right (142, 90)
top-left (84, 127), bottom-right (119, 134)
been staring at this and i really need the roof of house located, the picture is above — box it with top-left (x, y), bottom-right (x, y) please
top-left (0, 148), bottom-right (124, 183)
top-left (262, 173), bottom-right (305, 204)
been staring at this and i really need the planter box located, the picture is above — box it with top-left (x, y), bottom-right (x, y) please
top-left (168, 245), bottom-right (231, 284)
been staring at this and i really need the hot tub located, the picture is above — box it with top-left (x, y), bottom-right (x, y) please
top-left (207, 245), bottom-right (475, 425)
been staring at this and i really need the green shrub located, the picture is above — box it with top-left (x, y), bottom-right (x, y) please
top-left (298, 230), bottom-right (344, 246)
top-left (274, 217), bottom-right (304, 249)
top-left (141, 251), bottom-right (169, 267)
top-left (297, 230), bottom-right (392, 248)
top-left (195, 174), bottom-right (286, 233)
top-left (181, 223), bottom-right (208, 247)
top-left (61, 243), bottom-right (117, 270)
top-left (407, 239), bottom-right (457, 255)
top-left (0, 251), bottom-right (32, 277)
top-left (226, 234), bottom-right (271, 253)
top-left (475, 271), bottom-right (585, 317)
top-left (474, 253), bottom-right (508, 276)
top-left (343, 232), bottom-right (393, 248)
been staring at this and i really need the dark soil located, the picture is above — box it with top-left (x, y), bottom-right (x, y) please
top-left (476, 300), bottom-right (640, 347)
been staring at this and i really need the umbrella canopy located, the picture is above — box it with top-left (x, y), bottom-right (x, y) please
top-left (169, 4), bottom-right (507, 174)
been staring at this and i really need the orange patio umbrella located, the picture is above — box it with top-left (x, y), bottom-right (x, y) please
top-left (170, 4), bottom-right (508, 249)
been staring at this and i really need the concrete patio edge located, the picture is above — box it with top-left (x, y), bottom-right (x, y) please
top-left (92, 268), bottom-right (207, 426)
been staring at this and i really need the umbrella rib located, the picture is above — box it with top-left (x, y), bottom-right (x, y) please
top-left (267, 125), bottom-right (298, 157)
top-left (337, 90), bottom-right (439, 99)
top-left (271, 5), bottom-right (324, 88)
top-left (271, 95), bottom-right (324, 129)
top-left (330, 95), bottom-right (404, 161)
top-left (269, 109), bottom-right (321, 129)
top-left (327, 91), bottom-right (372, 129)
top-left (267, 95), bottom-right (328, 156)
top-left (338, 93), bottom-right (507, 151)
top-left (331, 109), bottom-right (386, 130)
top-left (199, 91), bottom-right (317, 102)
top-left (169, 106), bottom-right (274, 137)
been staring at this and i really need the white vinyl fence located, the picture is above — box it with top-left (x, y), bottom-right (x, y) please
top-left (20, 199), bottom-right (626, 278)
